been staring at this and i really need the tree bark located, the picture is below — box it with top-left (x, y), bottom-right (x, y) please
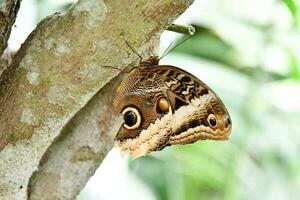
top-left (28, 76), bottom-right (123, 199)
top-left (0, 0), bottom-right (21, 55)
top-left (0, 0), bottom-right (194, 199)
top-left (0, 0), bottom-right (21, 74)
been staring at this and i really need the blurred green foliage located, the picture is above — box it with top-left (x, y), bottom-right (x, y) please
top-left (174, 27), bottom-right (236, 67)
top-left (289, 53), bottom-right (300, 79)
top-left (282, 0), bottom-right (299, 25)
top-left (173, 26), bottom-right (288, 81)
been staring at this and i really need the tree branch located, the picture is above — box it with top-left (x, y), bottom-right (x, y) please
top-left (0, 0), bottom-right (21, 73)
top-left (28, 76), bottom-right (123, 199)
top-left (0, 0), bottom-right (194, 199)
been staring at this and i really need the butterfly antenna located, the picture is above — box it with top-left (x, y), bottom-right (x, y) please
top-left (103, 65), bottom-right (133, 73)
top-left (103, 65), bottom-right (123, 71)
top-left (161, 41), bottom-right (174, 59)
top-left (125, 41), bottom-right (143, 62)
top-left (160, 35), bottom-right (192, 60)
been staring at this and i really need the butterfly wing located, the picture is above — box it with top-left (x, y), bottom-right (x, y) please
top-left (113, 59), bottom-right (232, 158)
top-left (148, 65), bottom-right (232, 145)
top-left (113, 67), bottom-right (173, 158)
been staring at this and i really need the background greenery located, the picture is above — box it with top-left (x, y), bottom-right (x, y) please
top-left (11, 0), bottom-right (300, 199)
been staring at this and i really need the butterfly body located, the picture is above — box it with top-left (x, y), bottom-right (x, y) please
top-left (113, 56), bottom-right (231, 158)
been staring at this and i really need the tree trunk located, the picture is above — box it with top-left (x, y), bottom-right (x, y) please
top-left (0, 0), bottom-right (194, 199)
top-left (0, 0), bottom-right (20, 73)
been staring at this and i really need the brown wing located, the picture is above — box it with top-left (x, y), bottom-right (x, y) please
top-left (113, 66), bottom-right (172, 155)
top-left (113, 61), bottom-right (232, 158)
top-left (147, 65), bottom-right (232, 145)
top-left (147, 65), bottom-right (212, 111)
top-left (114, 67), bottom-right (170, 141)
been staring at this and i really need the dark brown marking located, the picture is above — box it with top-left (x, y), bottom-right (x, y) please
top-left (225, 116), bottom-right (231, 128)
top-left (174, 97), bottom-right (188, 110)
top-left (199, 88), bottom-right (209, 96)
top-left (173, 119), bottom-right (200, 136)
top-left (167, 70), bottom-right (176, 77)
top-left (140, 76), bottom-right (146, 82)
top-left (181, 76), bottom-right (191, 82)
top-left (199, 117), bottom-right (209, 127)
top-left (190, 119), bottom-right (200, 128)
top-left (157, 69), bottom-right (168, 75)
top-left (227, 117), bottom-right (231, 125)
top-left (187, 90), bottom-right (198, 101)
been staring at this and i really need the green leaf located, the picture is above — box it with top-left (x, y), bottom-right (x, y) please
top-left (289, 53), bottom-right (300, 80)
top-left (282, 0), bottom-right (299, 25)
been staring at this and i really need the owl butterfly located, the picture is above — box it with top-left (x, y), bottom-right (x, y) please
top-left (113, 52), bottom-right (232, 158)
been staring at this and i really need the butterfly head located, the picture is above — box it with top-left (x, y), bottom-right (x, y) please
top-left (139, 56), bottom-right (159, 68)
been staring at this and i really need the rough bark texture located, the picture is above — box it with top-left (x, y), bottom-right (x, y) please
top-left (28, 76), bottom-right (123, 199)
top-left (0, 0), bottom-right (21, 73)
top-left (0, 0), bottom-right (194, 199)
top-left (0, 48), bottom-right (15, 75)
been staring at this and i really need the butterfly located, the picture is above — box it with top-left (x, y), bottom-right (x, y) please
top-left (113, 56), bottom-right (232, 158)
